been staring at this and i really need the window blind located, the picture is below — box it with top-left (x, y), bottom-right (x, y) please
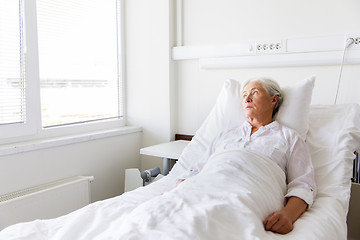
top-left (36, 0), bottom-right (123, 127)
top-left (0, 0), bottom-right (26, 125)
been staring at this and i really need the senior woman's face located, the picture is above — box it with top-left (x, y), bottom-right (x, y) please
top-left (242, 81), bottom-right (277, 120)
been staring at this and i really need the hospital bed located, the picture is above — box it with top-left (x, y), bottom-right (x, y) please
top-left (1, 76), bottom-right (360, 240)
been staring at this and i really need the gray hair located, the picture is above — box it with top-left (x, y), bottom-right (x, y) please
top-left (241, 77), bottom-right (283, 118)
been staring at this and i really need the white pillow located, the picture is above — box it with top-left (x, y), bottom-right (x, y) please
top-left (171, 79), bottom-right (243, 174)
top-left (276, 76), bottom-right (316, 139)
top-left (172, 76), bottom-right (316, 174)
top-left (194, 78), bottom-right (245, 149)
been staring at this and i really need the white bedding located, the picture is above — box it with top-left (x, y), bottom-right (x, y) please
top-left (1, 104), bottom-right (360, 240)
top-left (2, 149), bottom-right (286, 240)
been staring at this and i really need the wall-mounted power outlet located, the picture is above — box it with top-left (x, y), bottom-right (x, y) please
top-left (254, 40), bottom-right (285, 54)
top-left (355, 37), bottom-right (360, 45)
top-left (346, 36), bottom-right (360, 49)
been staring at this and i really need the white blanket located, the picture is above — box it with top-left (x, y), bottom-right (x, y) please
top-left (1, 149), bottom-right (287, 240)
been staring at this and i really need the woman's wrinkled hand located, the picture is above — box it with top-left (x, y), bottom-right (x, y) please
top-left (263, 196), bottom-right (307, 234)
top-left (263, 210), bottom-right (294, 234)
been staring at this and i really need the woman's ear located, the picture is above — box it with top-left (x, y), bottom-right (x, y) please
top-left (272, 95), bottom-right (278, 104)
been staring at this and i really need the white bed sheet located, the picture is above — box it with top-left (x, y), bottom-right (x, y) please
top-left (1, 104), bottom-right (360, 240)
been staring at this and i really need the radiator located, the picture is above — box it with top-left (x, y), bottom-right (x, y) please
top-left (0, 176), bottom-right (94, 230)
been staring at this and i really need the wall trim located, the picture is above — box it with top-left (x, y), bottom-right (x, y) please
top-left (172, 34), bottom-right (360, 68)
top-left (0, 126), bottom-right (142, 157)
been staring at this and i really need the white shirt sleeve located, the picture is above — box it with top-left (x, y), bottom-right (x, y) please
top-left (285, 135), bottom-right (316, 208)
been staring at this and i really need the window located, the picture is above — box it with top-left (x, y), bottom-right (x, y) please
top-left (0, 1), bottom-right (25, 126)
top-left (37, 0), bottom-right (124, 127)
top-left (0, 0), bottom-right (124, 141)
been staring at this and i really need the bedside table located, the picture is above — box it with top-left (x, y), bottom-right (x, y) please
top-left (140, 140), bottom-right (190, 175)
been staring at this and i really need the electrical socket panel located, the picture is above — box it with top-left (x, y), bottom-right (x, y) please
top-left (346, 35), bottom-right (360, 49)
top-left (354, 37), bottom-right (360, 45)
top-left (253, 40), bottom-right (286, 54)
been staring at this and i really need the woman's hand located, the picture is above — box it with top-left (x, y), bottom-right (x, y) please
top-left (263, 196), bottom-right (308, 234)
top-left (263, 210), bottom-right (294, 234)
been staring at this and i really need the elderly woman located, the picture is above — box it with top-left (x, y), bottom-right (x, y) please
top-left (180, 78), bottom-right (316, 235)
top-left (241, 78), bottom-right (316, 234)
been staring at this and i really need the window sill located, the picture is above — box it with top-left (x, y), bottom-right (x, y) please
top-left (0, 126), bottom-right (142, 157)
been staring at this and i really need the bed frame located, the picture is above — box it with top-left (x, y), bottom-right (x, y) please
top-left (175, 134), bottom-right (194, 141)
top-left (348, 183), bottom-right (360, 239)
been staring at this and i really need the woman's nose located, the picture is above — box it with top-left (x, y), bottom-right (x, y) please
top-left (245, 95), bottom-right (252, 102)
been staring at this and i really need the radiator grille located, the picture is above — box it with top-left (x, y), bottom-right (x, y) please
top-left (0, 176), bottom-right (93, 203)
top-left (0, 176), bottom-right (94, 230)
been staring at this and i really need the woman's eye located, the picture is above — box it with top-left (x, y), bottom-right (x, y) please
top-left (252, 91), bottom-right (258, 95)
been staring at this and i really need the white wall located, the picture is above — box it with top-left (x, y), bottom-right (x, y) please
top-left (0, 132), bottom-right (142, 202)
top-left (176, 0), bottom-right (360, 134)
top-left (182, 0), bottom-right (360, 45)
top-left (125, 0), bottom-right (176, 170)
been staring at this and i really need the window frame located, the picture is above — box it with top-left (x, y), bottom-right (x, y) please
top-left (0, 0), bottom-right (126, 144)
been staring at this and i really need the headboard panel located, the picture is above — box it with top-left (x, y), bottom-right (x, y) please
top-left (175, 134), bottom-right (194, 141)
